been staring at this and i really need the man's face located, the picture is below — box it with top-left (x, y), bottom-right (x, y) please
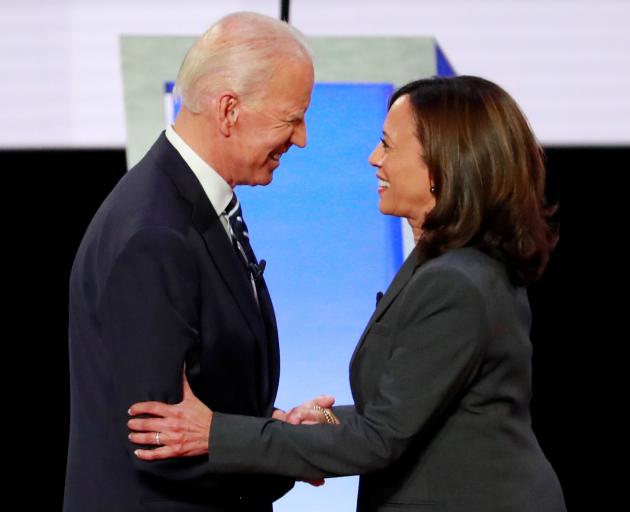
top-left (232, 58), bottom-right (314, 186)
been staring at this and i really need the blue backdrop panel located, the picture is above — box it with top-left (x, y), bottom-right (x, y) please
top-left (436, 43), bottom-right (456, 77)
top-left (236, 83), bottom-right (396, 510)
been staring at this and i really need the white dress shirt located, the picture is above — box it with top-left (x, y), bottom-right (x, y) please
top-left (165, 124), bottom-right (233, 237)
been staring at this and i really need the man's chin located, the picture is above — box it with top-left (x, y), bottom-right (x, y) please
top-left (241, 162), bottom-right (278, 186)
top-left (260, 162), bottom-right (279, 184)
top-left (251, 171), bottom-right (274, 186)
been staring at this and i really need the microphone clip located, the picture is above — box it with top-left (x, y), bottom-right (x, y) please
top-left (249, 259), bottom-right (266, 280)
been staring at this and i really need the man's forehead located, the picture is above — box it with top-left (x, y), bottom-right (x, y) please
top-left (263, 93), bottom-right (310, 115)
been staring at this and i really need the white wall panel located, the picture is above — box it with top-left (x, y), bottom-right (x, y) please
top-left (0, 0), bottom-right (628, 146)
top-left (0, 0), bottom-right (278, 148)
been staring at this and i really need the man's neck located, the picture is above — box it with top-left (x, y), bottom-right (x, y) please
top-left (173, 109), bottom-right (236, 186)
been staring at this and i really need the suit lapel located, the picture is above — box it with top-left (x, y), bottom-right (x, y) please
top-left (150, 133), bottom-right (269, 350)
top-left (349, 246), bottom-right (426, 368)
top-left (256, 277), bottom-right (280, 413)
top-left (193, 203), bottom-right (269, 347)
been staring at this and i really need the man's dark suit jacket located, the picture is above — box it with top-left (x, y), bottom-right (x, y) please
top-left (64, 133), bottom-right (292, 511)
top-left (208, 248), bottom-right (567, 511)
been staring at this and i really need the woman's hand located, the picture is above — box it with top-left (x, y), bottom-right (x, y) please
top-left (285, 395), bottom-right (338, 425)
top-left (273, 395), bottom-right (338, 487)
top-left (128, 372), bottom-right (212, 460)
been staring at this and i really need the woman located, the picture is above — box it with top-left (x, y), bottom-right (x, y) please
top-left (128, 76), bottom-right (566, 511)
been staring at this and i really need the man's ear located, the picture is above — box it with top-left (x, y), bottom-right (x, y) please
top-left (217, 92), bottom-right (239, 136)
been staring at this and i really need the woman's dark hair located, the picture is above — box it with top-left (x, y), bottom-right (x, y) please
top-left (390, 75), bottom-right (557, 285)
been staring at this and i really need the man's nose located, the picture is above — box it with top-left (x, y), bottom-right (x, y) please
top-left (291, 120), bottom-right (307, 148)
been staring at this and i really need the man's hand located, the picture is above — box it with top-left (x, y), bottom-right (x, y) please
top-left (128, 371), bottom-right (212, 460)
top-left (271, 408), bottom-right (290, 421)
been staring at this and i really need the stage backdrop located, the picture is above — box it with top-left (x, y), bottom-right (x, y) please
top-left (121, 36), bottom-right (451, 511)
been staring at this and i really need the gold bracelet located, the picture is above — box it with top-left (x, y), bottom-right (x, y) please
top-left (312, 404), bottom-right (340, 425)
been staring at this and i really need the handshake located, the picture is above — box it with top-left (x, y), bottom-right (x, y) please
top-left (128, 370), bottom-right (340, 488)
top-left (272, 395), bottom-right (340, 426)
top-left (271, 395), bottom-right (341, 487)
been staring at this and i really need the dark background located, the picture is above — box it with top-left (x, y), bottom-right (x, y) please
top-left (5, 145), bottom-right (625, 510)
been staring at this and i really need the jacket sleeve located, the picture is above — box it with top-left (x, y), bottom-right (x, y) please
top-left (207, 265), bottom-right (489, 480)
top-left (100, 226), bottom-right (212, 483)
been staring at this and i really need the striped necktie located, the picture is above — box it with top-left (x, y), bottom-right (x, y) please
top-left (224, 194), bottom-right (265, 279)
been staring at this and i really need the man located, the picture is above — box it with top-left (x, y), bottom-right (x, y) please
top-left (64, 12), bottom-right (314, 511)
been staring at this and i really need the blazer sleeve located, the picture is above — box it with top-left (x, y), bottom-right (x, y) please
top-left (331, 405), bottom-right (356, 423)
top-left (100, 226), bottom-right (215, 484)
top-left (207, 265), bottom-right (489, 480)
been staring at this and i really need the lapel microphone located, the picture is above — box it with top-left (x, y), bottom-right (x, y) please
top-left (249, 259), bottom-right (266, 280)
top-left (376, 291), bottom-right (384, 305)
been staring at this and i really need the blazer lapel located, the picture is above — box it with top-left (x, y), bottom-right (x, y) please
top-left (349, 246), bottom-right (426, 368)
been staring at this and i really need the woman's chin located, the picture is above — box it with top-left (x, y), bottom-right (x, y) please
top-left (378, 202), bottom-right (400, 218)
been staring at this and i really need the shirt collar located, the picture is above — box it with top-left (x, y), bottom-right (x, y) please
top-left (165, 125), bottom-right (233, 216)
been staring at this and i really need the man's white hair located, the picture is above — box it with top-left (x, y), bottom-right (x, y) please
top-left (175, 12), bottom-right (312, 113)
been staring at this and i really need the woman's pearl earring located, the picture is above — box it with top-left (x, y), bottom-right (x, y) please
top-left (430, 185), bottom-right (436, 194)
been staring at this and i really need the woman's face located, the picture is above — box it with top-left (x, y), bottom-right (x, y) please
top-left (369, 95), bottom-right (435, 226)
